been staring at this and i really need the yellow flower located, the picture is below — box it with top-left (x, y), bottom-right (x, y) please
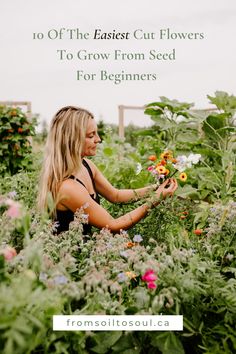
top-left (179, 172), bottom-right (187, 181)
top-left (156, 165), bottom-right (167, 174)
top-left (160, 150), bottom-right (173, 160)
top-left (164, 168), bottom-right (170, 175)
top-left (125, 271), bottom-right (137, 279)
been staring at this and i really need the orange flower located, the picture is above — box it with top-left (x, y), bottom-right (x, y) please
top-left (126, 242), bottom-right (136, 248)
top-left (156, 165), bottom-right (167, 174)
top-left (160, 159), bottom-right (167, 166)
top-left (148, 155), bottom-right (157, 161)
top-left (180, 215), bottom-right (187, 220)
top-left (171, 158), bottom-right (177, 163)
top-left (193, 229), bottom-right (203, 235)
top-left (177, 211), bottom-right (189, 217)
top-left (179, 172), bottom-right (187, 181)
top-left (18, 127), bottom-right (23, 133)
top-left (160, 150), bottom-right (173, 160)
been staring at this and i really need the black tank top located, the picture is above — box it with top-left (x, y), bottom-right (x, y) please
top-left (54, 159), bottom-right (100, 235)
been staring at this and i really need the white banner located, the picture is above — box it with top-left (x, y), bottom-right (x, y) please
top-left (53, 315), bottom-right (183, 331)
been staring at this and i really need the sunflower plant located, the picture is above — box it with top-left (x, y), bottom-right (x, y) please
top-left (147, 150), bottom-right (201, 185)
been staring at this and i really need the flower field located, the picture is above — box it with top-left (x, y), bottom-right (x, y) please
top-left (0, 92), bottom-right (236, 354)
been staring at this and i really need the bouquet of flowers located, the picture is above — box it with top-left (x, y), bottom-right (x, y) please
top-left (147, 150), bottom-right (201, 185)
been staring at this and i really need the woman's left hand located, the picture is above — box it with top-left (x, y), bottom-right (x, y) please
top-left (155, 178), bottom-right (178, 199)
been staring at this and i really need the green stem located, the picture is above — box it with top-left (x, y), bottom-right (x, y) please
top-left (202, 143), bottom-right (222, 157)
top-left (201, 160), bottom-right (222, 185)
top-left (204, 119), bottom-right (225, 149)
top-left (220, 232), bottom-right (235, 270)
top-left (169, 169), bottom-right (178, 178)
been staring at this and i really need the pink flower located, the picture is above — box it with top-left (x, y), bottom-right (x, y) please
top-left (5, 200), bottom-right (21, 218)
top-left (147, 166), bottom-right (154, 171)
top-left (0, 246), bottom-right (17, 261)
top-left (142, 269), bottom-right (158, 290)
top-left (147, 282), bottom-right (157, 289)
top-left (141, 269), bottom-right (158, 282)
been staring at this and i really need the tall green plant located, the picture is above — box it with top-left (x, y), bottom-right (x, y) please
top-left (144, 97), bottom-right (196, 148)
top-left (196, 92), bottom-right (236, 200)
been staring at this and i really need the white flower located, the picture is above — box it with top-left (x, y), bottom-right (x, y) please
top-left (81, 214), bottom-right (89, 223)
top-left (133, 234), bottom-right (143, 243)
top-left (120, 250), bottom-right (129, 258)
top-left (225, 253), bottom-right (234, 261)
top-left (175, 115), bottom-right (187, 123)
top-left (53, 275), bottom-right (68, 285)
top-left (158, 174), bottom-right (165, 179)
top-left (117, 272), bottom-right (127, 283)
top-left (8, 191), bottom-right (17, 199)
top-left (164, 107), bottom-right (172, 120)
top-left (174, 154), bottom-right (201, 171)
top-left (39, 272), bottom-right (48, 282)
top-left (136, 163), bottom-right (142, 175)
top-left (173, 155), bottom-right (189, 172)
top-left (188, 153), bottom-right (201, 165)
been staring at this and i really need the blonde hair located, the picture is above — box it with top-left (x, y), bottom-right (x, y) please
top-left (37, 106), bottom-right (94, 214)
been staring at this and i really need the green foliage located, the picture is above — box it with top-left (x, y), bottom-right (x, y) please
top-left (0, 152), bottom-right (41, 209)
top-left (144, 97), bottom-right (195, 148)
top-left (207, 90), bottom-right (236, 115)
top-left (97, 119), bottom-right (106, 141)
top-left (0, 106), bottom-right (37, 176)
top-left (151, 332), bottom-right (184, 354)
top-left (144, 92), bottom-right (236, 202)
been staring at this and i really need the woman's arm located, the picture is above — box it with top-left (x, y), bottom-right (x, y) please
top-left (113, 185), bottom-right (158, 203)
top-left (58, 178), bottom-right (177, 233)
top-left (86, 158), bottom-right (157, 203)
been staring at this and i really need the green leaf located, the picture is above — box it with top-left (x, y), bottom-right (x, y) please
top-left (144, 107), bottom-right (163, 116)
top-left (175, 185), bottom-right (199, 199)
top-left (112, 333), bottom-right (138, 352)
top-left (159, 96), bottom-right (194, 110)
top-left (151, 332), bottom-right (185, 354)
top-left (202, 113), bottom-right (229, 141)
top-left (121, 349), bottom-right (141, 354)
top-left (125, 306), bottom-right (139, 315)
top-left (145, 102), bottom-right (168, 109)
top-left (103, 147), bottom-right (113, 156)
top-left (176, 131), bottom-right (199, 143)
top-left (91, 331), bottom-right (123, 353)
top-left (207, 91), bottom-right (236, 113)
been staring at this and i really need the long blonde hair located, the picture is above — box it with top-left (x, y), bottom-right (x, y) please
top-left (38, 106), bottom-right (94, 214)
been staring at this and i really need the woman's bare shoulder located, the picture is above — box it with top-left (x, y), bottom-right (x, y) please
top-left (58, 178), bottom-right (84, 195)
top-left (57, 177), bottom-right (91, 211)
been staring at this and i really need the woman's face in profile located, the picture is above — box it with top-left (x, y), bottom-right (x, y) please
top-left (81, 119), bottom-right (101, 157)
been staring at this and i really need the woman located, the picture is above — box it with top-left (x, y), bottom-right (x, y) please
top-left (38, 106), bottom-right (178, 234)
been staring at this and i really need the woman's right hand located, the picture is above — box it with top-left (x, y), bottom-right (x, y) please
top-left (155, 178), bottom-right (178, 200)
